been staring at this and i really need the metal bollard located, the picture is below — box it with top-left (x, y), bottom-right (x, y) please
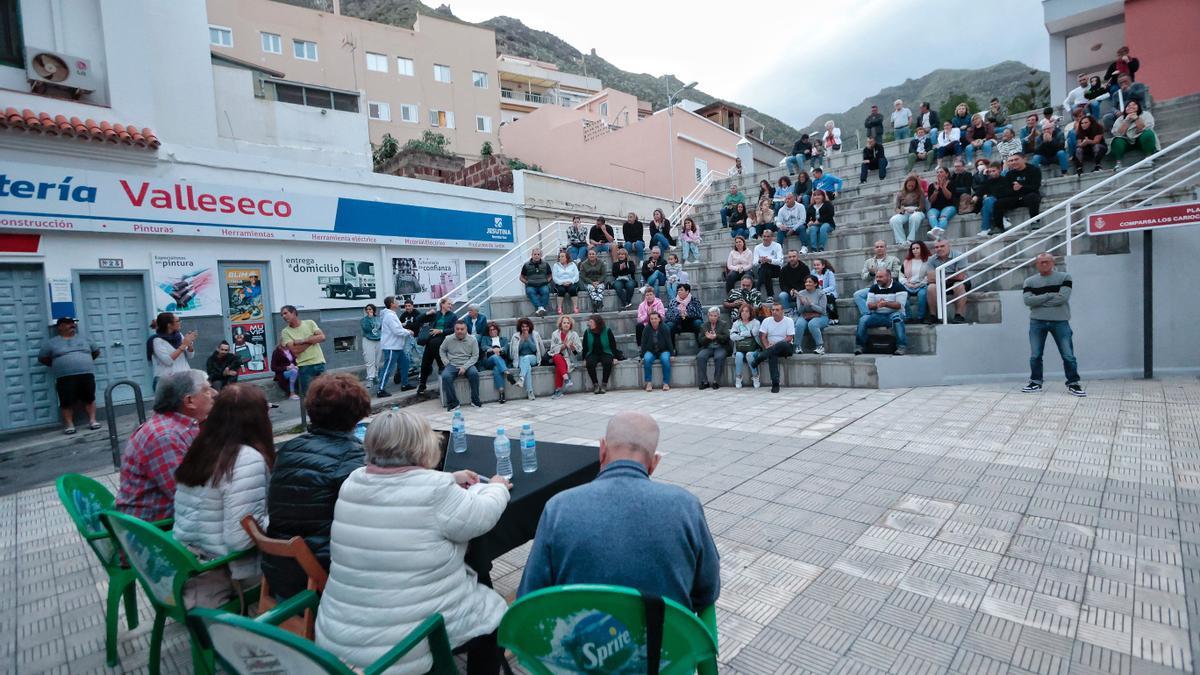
top-left (104, 380), bottom-right (146, 470)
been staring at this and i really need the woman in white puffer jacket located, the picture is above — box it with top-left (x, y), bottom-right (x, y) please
top-left (316, 410), bottom-right (512, 675)
top-left (172, 384), bottom-right (274, 602)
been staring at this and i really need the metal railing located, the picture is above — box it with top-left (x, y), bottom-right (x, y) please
top-left (668, 168), bottom-right (728, 234)
top-left (440, 219), bottom-right (572, 315)
top-left (935, 128), bottom-right (1200, 323)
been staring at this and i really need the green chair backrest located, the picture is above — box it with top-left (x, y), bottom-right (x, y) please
top-left (498, 585), bottom-right (717, 674)
top-left (57, 473), bottom-right (119, 565)
top-left (188, 607), bottom-right (353, 675)
top-left (101, 509), bottom-right (199, 619)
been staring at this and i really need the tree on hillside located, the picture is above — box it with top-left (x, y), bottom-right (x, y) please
top-left (1009, 78), bottom-right (1052, 113)
top-left (938, 93), bottom-right (980, 125)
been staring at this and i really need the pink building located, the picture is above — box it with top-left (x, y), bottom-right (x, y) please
top-left (499, 89), bottom-right (783, 201)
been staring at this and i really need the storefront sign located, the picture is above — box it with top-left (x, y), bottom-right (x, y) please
top-left (151, 254), bottom-right (220, 316)
top-left (1088, 201), bottom-right (1200, 235)
top-left (281, 252), bottom-right (382, 310)
top-left (0, 164), bottom-right (515, 249)
top-left (389, 255), bottom-right (463, 305)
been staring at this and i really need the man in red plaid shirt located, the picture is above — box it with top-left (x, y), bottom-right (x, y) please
top-left (116, 370), bottom-right (215, 521)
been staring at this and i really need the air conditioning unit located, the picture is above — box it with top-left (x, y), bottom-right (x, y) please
top-left (24, 47), bottom-right (97, 96)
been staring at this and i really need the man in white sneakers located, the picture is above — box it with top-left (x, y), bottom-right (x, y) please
top-left (750, 303), bottom-right (795, 393)
top-left (1022, 253), bottom-right (1085, 396)
top-left (376, 295), bottom-right (415, 398)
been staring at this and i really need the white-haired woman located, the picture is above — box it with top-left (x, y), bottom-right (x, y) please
top-left (316, 410), bottom-right (512, 674)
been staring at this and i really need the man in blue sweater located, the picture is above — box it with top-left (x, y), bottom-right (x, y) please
top-left (517, 411), bottom-right (721, 611)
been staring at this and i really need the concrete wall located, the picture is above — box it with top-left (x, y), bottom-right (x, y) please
top-left (211, 64), bottom-right (372, 168)
top-left (876, 224), bottom-right (1200, 388)
top-left (1127, 0), bottom-right (1200, 100)
top-left (205, 0), bottom-right (501, 158)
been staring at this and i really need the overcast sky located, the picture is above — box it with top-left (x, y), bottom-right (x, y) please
top-left (447, 0), bottom-right (1051, 127)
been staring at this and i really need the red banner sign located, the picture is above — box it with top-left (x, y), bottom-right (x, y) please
top-left (1088, 201), bottom-right (1200, 236)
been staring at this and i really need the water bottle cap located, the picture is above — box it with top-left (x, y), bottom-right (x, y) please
top-left (522, 423), bottom-right (532, 430)
top-left (496, 427), bottom-right (505, 435)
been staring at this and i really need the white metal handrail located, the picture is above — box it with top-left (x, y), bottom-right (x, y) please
top-left (668, 168), bottom-right (728, 236)
top-left (439, 219), bottom-right (571, 314)
top-left (935, 127), bottom-right (1200, 323)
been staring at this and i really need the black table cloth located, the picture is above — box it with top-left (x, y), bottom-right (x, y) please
top-left (440, 433), bottom-right (600, 586)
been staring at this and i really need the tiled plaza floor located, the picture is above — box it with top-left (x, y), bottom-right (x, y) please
top-left (5, 378), bottom-right (1199, 674)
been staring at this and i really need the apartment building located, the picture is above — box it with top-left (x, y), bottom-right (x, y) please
top-left (205, 0), bottom-right (502, 159)
top-left (496, 54), bottom-right (602, 124)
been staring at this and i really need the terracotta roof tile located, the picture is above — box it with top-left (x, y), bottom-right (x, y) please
top-left (1, 106), bottom-right (159, 149)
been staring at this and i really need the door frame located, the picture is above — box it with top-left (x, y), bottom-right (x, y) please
top-left (75, 268), bottom-right (154, 405)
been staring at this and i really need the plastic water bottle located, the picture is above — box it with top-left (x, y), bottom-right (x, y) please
top-left (494, 427), bottom-right (513, 479)
top-left (520, 423), bottom-right (538, 473)
top-left (451, 411), bottom-right (467, 454)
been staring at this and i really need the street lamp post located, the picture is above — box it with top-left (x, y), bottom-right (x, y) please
top-left (666, 80), bottom-right (698, 203)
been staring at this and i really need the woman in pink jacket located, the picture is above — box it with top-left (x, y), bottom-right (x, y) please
top-left (635, 286), bottom-right (665, 345)
top-left (725, 235), bottom-right (754, 292)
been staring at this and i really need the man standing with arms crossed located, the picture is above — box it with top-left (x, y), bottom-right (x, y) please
top-left (1022, 254), bottom-right (1085, 397)
top-left (280, 305), bottom-right (326, 394)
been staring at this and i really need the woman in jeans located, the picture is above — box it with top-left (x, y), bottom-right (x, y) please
top-left (1073, 115), bottom-right (1107, 173)
top-left (360, 304), bottom-right (381, 383)
top-left (476, 322), bottom-right (511, 403)
top-left (725, 236), bottom-right (754, 292)
top-left (635, 286), bottom-right (665, 345)
top-left (548, 315), bottom-right (581, 399)
top-left (794, 275), bottom-right (829, 355)
top-left (888, 174), bottom-right (928, 245)
top-left (507, 317), bottom-right (544, 401)
top-left (901, 241), bottom-right (932, 323)
top-left (270, 344), bottom-right (300, 400)
top-left (611, 247), bottom-right (639, 309)
top-left (565, 215), bottom-right (589, 262)
top-left (812, 258), bottom-right (839, 325)
top-left (649, 208), bottom-right (674, 253)
top-left (730, 303), bottom-right (761, 389)
top-left (582, 314), bottom-right (622, 394)
top-left (639, 311), bottom-right (672, 392)
top-left (621, 212), bottom-right (645, 261)
top-left (550, 249), bottom-right (580, 315)
top-left (679, 217), bottom-right (702, 264)
top-left (728, 202), bottom-right (750, 239)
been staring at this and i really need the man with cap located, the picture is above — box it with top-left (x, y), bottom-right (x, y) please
top-left (38, 317), bottom-right (102, 434)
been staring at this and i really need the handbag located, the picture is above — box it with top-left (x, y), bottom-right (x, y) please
top-left (957, 193), bottom-right (975, 214)
top-left (416, 324), bottom-right (432, 346)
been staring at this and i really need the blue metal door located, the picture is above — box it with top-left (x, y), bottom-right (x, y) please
top-left (80, 274), bottom-right (150, 406)
top-left (0, 264), bottom-right (53, 430)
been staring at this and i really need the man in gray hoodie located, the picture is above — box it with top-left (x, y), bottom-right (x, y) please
top-left (439, 320), bottom-right (481, 410)
top-left (1022, 254), bottom-right (1084, 396)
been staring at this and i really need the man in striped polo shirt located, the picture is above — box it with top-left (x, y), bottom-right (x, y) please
top-left (1022, 253), bottom-right (1085, 396)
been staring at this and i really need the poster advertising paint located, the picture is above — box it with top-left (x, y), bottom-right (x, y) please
top-left (151, 254), bottom-right (219, 316)
top-left (281, 252), bottom-right (380, 309)
top-left (225, 268), bottom-right (265, 322)
top-left (390, 255), bottom-right (462, 305)
top-left (231, 322), bottom-right (268, 374)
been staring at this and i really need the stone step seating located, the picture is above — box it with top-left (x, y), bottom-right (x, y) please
top-left (729, 93), bottom-right (1200, 192)
top-left (442, 351), bottom-right (881, 406)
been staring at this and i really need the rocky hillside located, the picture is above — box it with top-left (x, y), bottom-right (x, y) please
top-left (803, 61), bottom-right (1050, 134)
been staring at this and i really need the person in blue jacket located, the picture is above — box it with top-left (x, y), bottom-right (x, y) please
top-left (811, 167), bottom-right (844, 201)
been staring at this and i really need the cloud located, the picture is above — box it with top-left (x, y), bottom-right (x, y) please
top-left (447, 0), bottom-right (1050, 127)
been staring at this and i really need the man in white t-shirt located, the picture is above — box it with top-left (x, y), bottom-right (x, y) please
top-left (752, 229), bottom-right (784, 297)
top-left (750, 303), bottom-right (795, 393)
top-left (891, 99), bottom-right (913, 140)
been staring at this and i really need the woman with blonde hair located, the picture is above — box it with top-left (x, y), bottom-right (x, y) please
top-left (888, 174), bottom-right (929, 245)
top-left (316, 409), bottom-right (512, 674)
top-left (548, 314), bottom-right (582, 399)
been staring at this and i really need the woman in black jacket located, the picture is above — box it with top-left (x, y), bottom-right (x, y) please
top-left (640, 311), bottom-right (673, 392)
top-left (263, 373), bottom-right (369, 599)
top-left (611, 247), bottom-right (639, 309)
top-left (805, 190), bottom-right (837, 253)
top-left (649, 208), bottom-right (674, 252)
top-left (582, 314), bottom-right (623, 394)
top-left (622, 212), bottom-right (645, 261)
top-left (416, 297), bottom-right (456, 395)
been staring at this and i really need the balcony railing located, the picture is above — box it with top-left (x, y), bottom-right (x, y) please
top-left (500, 89), bottom-right (557, 105)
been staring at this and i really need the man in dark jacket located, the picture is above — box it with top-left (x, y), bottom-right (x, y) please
top-left (991, 153), bottom-right (1042, 234)
top-left (695, 307), bottom-right (732, 390)
top-left (785, 134), bottom-right (813, 175)
top-left (777, 250), bottom-right (812, 312)
top-left (864, 105), bottom-right (884, 143)
top-left (915, 102), bottom-right (940, 137)
top-left (263, 373), bottom-right (368, 599)
top-left (859, 135), bottom-right (888, 183)
top-left (641, 247), bottom-right (667, 294)
top-left (519, 247), bottom-right (552, 317)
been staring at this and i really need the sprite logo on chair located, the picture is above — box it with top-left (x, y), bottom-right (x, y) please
top-left (541, 610), bottom-right (661, 673)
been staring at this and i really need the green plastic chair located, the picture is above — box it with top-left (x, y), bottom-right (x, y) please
top-left (186, 590), bottom-right (459, 675)
top-left (56, 473), bottom-right (172, 667)
top-left (498, 585), bottom-right (719, 674)
top-left (100, 509), bottom-right (255, 675)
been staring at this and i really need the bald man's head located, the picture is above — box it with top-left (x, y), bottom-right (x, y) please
top-left (600, 411), bottom-right (661, 473)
